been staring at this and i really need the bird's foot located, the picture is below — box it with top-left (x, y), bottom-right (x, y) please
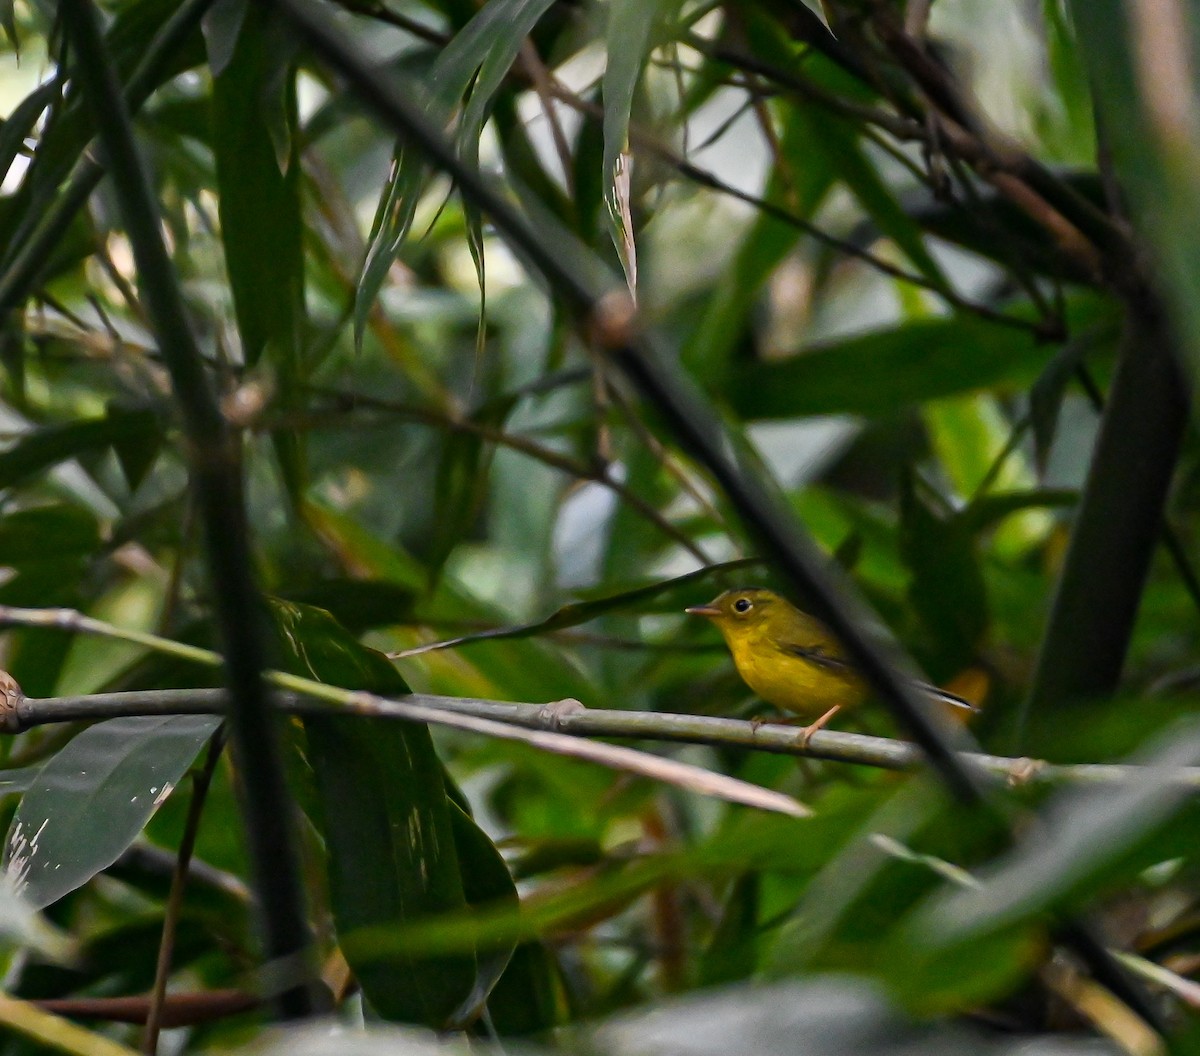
top-left (797, 705), bottom-right (842, 750)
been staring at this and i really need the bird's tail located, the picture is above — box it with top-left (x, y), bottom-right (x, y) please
top-left (919, 682), bottom-right (979, 713)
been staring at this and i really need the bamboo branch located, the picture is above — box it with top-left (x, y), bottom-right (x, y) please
top-left (7, 687), bottom-right (1200, 791)
top-left (0, 604), bottom-right (806, 819)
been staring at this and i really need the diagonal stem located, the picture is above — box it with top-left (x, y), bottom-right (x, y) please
top-left (142, 727), bottom-right (227, 1054)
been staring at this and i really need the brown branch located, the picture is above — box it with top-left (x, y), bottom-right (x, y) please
top-left (702, 27), bottom-right (1126, 287)
top-left (142, 728), bottom-right (227, 1054)
top-left (332, 0), bottom-right (445, 45)
top-left (36, 990), bottom-right (260, 1029)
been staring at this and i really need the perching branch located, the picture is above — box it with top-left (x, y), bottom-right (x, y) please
top-left (0, 603), bottom-right (806, 819)
top-left (7, 687), bottom-right (1200, 791)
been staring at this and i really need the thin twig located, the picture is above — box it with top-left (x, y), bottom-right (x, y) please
top-left (332, 0), bottom-right (445, 46)
top-left (544, 82), bottom-right (1049, 336)
top-left (306, 387), bottom-right (712, 563)
top-left (142, 727), bottom-right (227, 1054)
top-left (517, 38), bottom-right (574, 193)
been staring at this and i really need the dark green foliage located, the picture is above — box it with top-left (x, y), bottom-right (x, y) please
top-left (0, 0), bottom-right (1198, 1052)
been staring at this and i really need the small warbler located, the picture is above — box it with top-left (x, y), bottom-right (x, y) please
top-left (686, 587), bottom-right (976, 743)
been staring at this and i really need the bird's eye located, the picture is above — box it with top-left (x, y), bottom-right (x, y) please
top-left (733, 598), bottom-right (752, 613)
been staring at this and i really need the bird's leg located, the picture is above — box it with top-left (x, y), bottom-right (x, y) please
top-left (798, 705), bottom-right (841, 749)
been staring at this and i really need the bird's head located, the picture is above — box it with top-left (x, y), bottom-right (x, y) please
top-left (685, 588), bottom-right (781, 630)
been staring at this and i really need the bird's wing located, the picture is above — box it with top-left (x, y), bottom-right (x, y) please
top-left (782, 642), bottom-right (979, 712)
top-left (778, 641), bottom-right (854, 673)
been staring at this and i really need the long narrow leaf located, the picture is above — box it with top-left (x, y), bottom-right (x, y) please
top-left (2, 716), bottom-right (220, 909)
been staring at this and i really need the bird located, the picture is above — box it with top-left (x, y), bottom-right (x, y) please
top-left (685, 587), bottom-right (976, 745)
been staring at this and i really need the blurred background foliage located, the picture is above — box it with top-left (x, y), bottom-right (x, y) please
top-left (0, 0), bottom-right (1198, 1052)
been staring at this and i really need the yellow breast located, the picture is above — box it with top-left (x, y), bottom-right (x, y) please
top-left (725, 629), bottom-right (866, 718)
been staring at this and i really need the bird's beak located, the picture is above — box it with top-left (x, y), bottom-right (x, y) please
top-left (685, 605), bottom-right (720, 617)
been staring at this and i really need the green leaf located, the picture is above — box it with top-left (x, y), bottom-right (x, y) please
top-left (910, 723), bottom-right (1200, 959)
top-left (0, 767), bottom-right (39, 795)
top-left (1064, 0), bottom-right (1200, 391)
top-left (355, 0), bottom-right (558, 347)
top-left (108, 403), bottom-right (165, 489)
top-left (899, 475), bottom-right (987, 667)
top-left (1039, 0), bottom-right (1096, 163)
top-left (602, 0), bottom-right (670, 284)
top-left (798, 0), bottom-right (831, 30)
top-left (0, 884), bottom-right (74, 962)
top-left (453, 0), bottom-right (558, 315)
top-left (0, 81), bottom-right (59, 191)
top-left (682, 103), bottom-right (834, 380)
top-left (798, 105), bottom-right (946, 288)
top-left (883, 922), bottom-right (1045, 1017)
top-left (2, 715), bottom-right (221, 909)
top-left (724, 310), bottom-right (1109, 420)
top-left (286, 579), bottom-right (422, 634)
top-left (0, 505), bottom-right (100, 566)
top-left (446, 801), bottom-right (521, 1029)
top-left (0, 0), bottom-right (15, 54)
top-left (269, 600), bottom-right (476, 1027)
top-left (427, 397), bottom-right (516, 579)
top-left (956, 488), bottom-right (1077, 537)
top-left (485, 940), bottom-right (561, 1036)
top-left (0, 0), bottom-right (207, 267)
top-left (201, 0), bottom-right (248, 79)
top-left (0, 407), bottom-right (162, 490)
top-left (305, 715), bottom-right (476, 1026)
top-left (572, 89), bottom-right (606, 242)
top-left (1028, 336), bottom-right (1095, 470)
top-left (699, 873), bottom-right (759, 986)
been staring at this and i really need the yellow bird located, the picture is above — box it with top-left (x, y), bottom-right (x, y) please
top-left (686, 587), bottom-right (976, 743)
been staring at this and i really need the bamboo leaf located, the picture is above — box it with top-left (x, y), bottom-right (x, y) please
top-left (0, 408), bottom-right (161, 490)
top-left (270, 600), bottom-right (477, 1027)
top-left (2, 715), bottom-right (221, 909)
top-left (355, 0), bottom-right (557, 347)
top-left (899, 476), bottom-right (987, 668)
top-left (725, 308), bottom-right (1113, 420)
top-left (912, 724), bottom-right (1200, 956)
top-left (682, 103), bottom-right (834, 379)
top-left (602, 0), bottom-right (671, 288)
top-left (0, 81), bottom-right (59, 193)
